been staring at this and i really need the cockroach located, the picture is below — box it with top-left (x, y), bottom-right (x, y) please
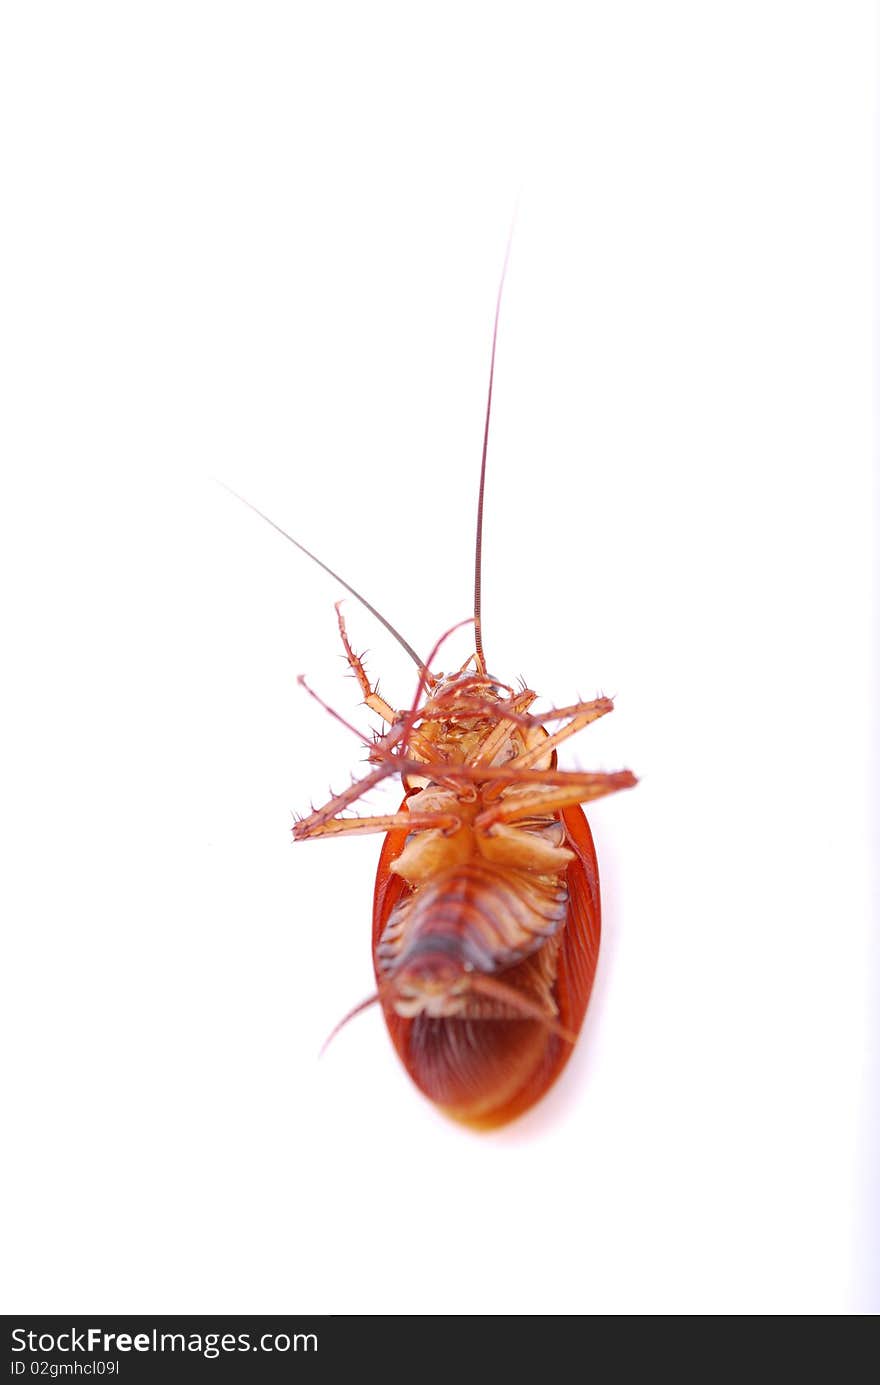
top-left (227, 246), bottom-right (636, 1129)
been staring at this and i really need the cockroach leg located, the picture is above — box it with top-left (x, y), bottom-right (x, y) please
top-left (295, 810), bottom-right (460, 841)
top-left (335, 603), bottom-right (396, 724)
top-left (299, 657), bottom-right (433, 766)
top-left (474, 770), bottom-right (638, 829)
top-left (502, 696), bottom-right (615, 773)
top-left (297, 674), bottom-right (376, 746)
top-left (439, 696), bottom-right (535, 726)
top-left (469, 690), bottom-right (539, 768)
top-left (529, 697), bottom-right (614, 724)
top-left (371, 719), bottom-right (437, 767)
top-left (292, 763), bottom-right (397, 837)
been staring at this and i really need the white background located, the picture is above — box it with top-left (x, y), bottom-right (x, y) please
top-left (1, 2), bottom-right (876, 1315)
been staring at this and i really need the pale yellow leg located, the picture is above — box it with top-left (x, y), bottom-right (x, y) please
top-left (335, 603), bottom-right (397, 724)
top-left (294, 808), bottom-right (460, 842)
top-left (503, 697), bottom-right (614, 773)
top-left (474, 769), bottom-right (638, 829)
top-left (470, 690), bottom-right (538, 769)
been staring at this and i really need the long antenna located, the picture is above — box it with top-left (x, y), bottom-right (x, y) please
top-left (218, 482), bottom-right (426, 672)
top-left (473, 228), bottom-right (515, 675)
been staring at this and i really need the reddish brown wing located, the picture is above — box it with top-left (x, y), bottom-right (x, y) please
top-left (554, 803), bottom-right (602, 1036)
top-left (371, 802), bottom-right (602, 1130)
top-left (372, 809), bottom-right (412, 956)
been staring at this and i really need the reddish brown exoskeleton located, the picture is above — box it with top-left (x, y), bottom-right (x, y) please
top-left (228, 247), bottom-right (636, 1129)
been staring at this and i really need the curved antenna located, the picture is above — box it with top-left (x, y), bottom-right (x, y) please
top-left (218, 482), bottom-right (426, 672)
top-left (466, 974), bottom-right (576, 1043)
top-left (473, 228), bottom-right (515, 676)
top-left (319, 991), bottom-right (383, 1057)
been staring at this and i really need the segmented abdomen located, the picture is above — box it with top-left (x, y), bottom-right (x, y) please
top-left (376, 858), bottom-right (569, 983)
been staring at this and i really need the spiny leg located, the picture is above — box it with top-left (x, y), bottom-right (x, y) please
top-left (469, 690), bottom-right (539, 768)
top-left (335, 603), bottom-right (396, 724)
top-left (496, 696), bottom-right (615, 775)
top-left (302, 640), bottom-right (436, 769)
top-left (294, 809), bottom-right (461, 841)
top-left (295, 669), bottom-right (476, 838)
top-left (474, 770), bottom-right (638, 828)
top-left (292, 762), bottom-right (398, 839)
top-left (334, 604), bottom-right (445, 764)
top-left (298, 674), bottom-right (376, 746)
top-left (374, 755), bottom-right (637, 797)
top-left (530, 697), bottom-right (617, 724)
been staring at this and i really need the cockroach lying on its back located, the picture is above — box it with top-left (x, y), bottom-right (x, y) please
top-left (228, 248), bottom-right (636, 1130)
